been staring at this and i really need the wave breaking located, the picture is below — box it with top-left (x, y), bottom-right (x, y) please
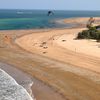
top-left (0, 68), bottom-right (34, 100)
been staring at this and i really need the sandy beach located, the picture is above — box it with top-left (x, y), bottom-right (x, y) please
top-left (0, 17), bottom-right (100, 100)
top-left (0, 62), bottom-right (64, 100)
top-left (16, 28), bottom-right (100, 73)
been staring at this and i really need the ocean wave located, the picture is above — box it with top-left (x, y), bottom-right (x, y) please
top-left (17, 11), bottom-right (33, 14)
top-left (17, 11), bottom-right (24, 14)
top-left (0, 68), bottom-right (34, 100)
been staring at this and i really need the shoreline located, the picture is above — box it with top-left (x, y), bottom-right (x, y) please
top-left (0, 17), bottom-right (100, 100)
top-left (0, 68), bottom-right (33, 100)
top-left (0, 17), bottom-right (100, 31)
top-left (0, 61), bottom-right (67, 100)
top-left (0, 17), bottom-right (91, 31)
top-left (0, 62), bottom-right (34, 99)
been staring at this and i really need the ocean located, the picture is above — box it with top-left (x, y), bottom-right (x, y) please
top-left (0, 9), bottom-right (100, 30)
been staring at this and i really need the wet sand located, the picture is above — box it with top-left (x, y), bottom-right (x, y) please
top-left (0, 62), bottom-right (65, 100)
top-left (32, 78), bottom-right (66, 100)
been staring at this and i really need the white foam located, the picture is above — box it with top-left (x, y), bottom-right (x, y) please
top-left (0, 68), bottom-right (34, 100)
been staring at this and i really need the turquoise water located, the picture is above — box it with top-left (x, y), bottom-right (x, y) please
top-left (0, 9), bottom-right (100, 30)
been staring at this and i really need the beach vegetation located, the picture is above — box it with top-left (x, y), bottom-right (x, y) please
top-left (77, 26), bottom-right (100, 42)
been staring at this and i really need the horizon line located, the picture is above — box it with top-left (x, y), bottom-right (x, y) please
top-left (0, 8), bottom-right (100, 12)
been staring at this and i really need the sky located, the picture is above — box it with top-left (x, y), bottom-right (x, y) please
top-left (0, 0), bottom-right (100, 11)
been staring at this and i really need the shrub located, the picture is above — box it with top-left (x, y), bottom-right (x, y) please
top-left (77, 26), bottom-right (100, 41)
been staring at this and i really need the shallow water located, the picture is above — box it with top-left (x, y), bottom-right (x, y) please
top-left (1, 9), bottom-right (100, 30)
